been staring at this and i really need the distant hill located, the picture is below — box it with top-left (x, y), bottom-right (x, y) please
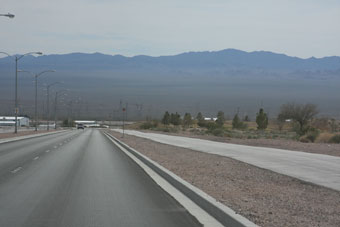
top-left (0, 49), bottom-right (339, 119)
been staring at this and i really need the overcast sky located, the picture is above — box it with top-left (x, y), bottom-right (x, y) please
top-left (1, 0), bottom-right (339, 58)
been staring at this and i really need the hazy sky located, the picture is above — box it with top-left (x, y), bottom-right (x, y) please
top-left (1, 0), bottom-right (339, 58)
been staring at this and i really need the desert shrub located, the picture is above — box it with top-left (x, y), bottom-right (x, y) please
top-left (312, 118), bottom-right (330, 131)
top-left (329, 134), bottom-right (340, 144)
top-left (305, 128), bottom-right (320, 142)
top-left (299, 136), bottom-right (310, 143)
top-left (315, 132), bottom-right (334, 143)
top-left (197, 120), bottom-right (206, 127)
top-left (299, 128), bottom-right (319, 143)
top-left (204, 122), bottom-right (219, 130)
top-left (212, 128), bottom-right (224, 137)
top-left (329, 119), bottom-right (339, 132)
top-left (189, 128), bottom-right (205, 135)
top-left (139, 120), bottom-right (158, 129)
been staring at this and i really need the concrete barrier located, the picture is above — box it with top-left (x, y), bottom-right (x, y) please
top-left (105, 132), bottom-right (258, 227)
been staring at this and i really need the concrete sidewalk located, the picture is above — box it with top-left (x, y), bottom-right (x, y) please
top-left (112, 129), bottom-right (340, 191)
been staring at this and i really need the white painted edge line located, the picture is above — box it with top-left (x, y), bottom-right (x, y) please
top-left (0, 130), bottom-right (70, 145)
top-left (33, 156), bottom-right (39, 161)
top-left (104, 133), bottom-right (224, 227)
top-left (105, 133), bottom-right (258, 227)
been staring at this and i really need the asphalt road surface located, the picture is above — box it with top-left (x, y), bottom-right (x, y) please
top-left (0, 129), bottom-right (202, 227)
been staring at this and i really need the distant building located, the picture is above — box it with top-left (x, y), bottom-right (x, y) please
top-left (74, 120), bottom-right (99, 128)
top-left (0, 116), bottom-right (30, 127)
top-left (204, 117), bottom-right (217, 121)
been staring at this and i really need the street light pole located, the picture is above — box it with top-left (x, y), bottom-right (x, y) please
top-left (54, 90), bottom-right (67, 129)
top-left (18, 70), bottom-right (55, 131)
top-left (46, 82), bottom-right (60, 131)
top-left (0, 51), bottom-right (42, 133)
top-left (15, 57), bottom-right (18, 132)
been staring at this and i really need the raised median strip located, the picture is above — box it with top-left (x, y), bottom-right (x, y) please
top-left (104, 132), bottom-right (258, 227)
top-left (0, 130), bottom-right (71, 145)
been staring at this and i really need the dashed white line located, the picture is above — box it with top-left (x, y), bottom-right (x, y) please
top-left (33, 156), bottom-right (39, 161)
top-left (11, 167), bottom-right (22, 173)
top-left (54, 146), bottom-right (58, 149)
top-left (45, 150), bottom-right (50, 153)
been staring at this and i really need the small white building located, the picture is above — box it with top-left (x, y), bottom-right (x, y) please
top-left (204, 117), bottom-right (217, 121)
top-left (0, 116), bottom-right (30, 127)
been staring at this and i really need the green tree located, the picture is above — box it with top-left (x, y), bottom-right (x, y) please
top-left (183, 113), bottom-right (193, 127)
top-left (256, 108), bottom-right (268, 130)
top-left (232, 114), bottom-right (247, 129)
top-left (196, 112), bottom-right (204, 122)
top-left (232, 114), bottom-right (241, 129)
top-left (170, 112), bottom-right (181, 125)
top-left (216, 111), bottom-right (225, 127)
top-left (162, 111), bottom-right (170, 125)
top-left (196, 112), bottom-right (206, 127)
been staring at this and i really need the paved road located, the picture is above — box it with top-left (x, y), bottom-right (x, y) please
top-left (113, 129), bottom-right (340, 191)
top-left (0, 129), bottom-right (202, 227)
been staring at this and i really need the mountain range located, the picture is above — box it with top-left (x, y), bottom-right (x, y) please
top-left (0, 49), bottom-right (339, 119)
top-left (1, 48), bottom-right (340, 72)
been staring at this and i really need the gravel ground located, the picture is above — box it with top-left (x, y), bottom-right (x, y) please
top-left (141, 130), bottom-right (340, 157)
top-left (107, 131), bottom-right (340, 227)
top-left (0, 129), bottom-right (60, 140)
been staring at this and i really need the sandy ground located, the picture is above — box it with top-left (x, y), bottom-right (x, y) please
top-left (107, 130), bottom-right (340, 227)
top-left (140, 130), bottom-right (340, 157)
top-left (0, 129), bottom-right (61, 140)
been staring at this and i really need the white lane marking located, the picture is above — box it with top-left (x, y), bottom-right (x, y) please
top-left (11, 167), bottom-right (22, 173)
top-left (33, 156), bottom-right (39, 161)
top-left (54, 146), bottom-right (58, 149)
top-left (45, 150), bottom-right (50, 153)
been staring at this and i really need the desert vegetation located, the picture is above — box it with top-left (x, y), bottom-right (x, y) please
top-left (135, 103), bottom-right (340, 144)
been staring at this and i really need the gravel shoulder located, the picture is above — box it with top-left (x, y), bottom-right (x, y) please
top-left (140, 129), bottom-right (340, 157)
top-left (107, 130), bottom-right (340, 227)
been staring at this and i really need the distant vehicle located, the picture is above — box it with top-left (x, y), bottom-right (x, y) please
top-left (77, 124), bottom-right (85, 129)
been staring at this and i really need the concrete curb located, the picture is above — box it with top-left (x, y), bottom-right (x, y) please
top-left (0, 130), bottom-right (71, 145)
top-left (105, 132), bottom-right (258, 227)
